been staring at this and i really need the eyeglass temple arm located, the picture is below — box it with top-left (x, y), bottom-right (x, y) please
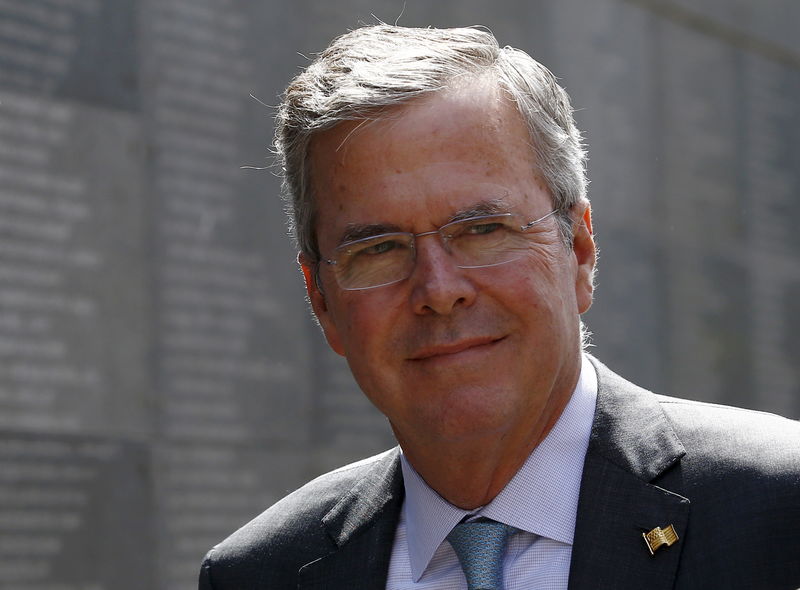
top-left (520, 209), bottom-right (558, 231)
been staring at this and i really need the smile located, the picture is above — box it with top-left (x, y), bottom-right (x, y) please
top-left (409, 336), bottom-right (503, 361)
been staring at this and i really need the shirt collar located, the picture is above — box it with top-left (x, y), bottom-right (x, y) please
top-left (400, 354), bottom-right (598, 581)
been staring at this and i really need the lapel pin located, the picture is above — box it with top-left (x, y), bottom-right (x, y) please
top-left (642, 524), bottom-right (679, 556)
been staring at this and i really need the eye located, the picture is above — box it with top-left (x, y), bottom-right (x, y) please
top-left (455, 215), bottom-right (515, 237)
top-left (361, 239), bottom-right (399, 255)
top-left (348, 236), bottom-right (408, 258)
top-left (465, 221), bottom-right (504, 235)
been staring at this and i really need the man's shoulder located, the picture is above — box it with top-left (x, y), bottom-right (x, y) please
top-left (647, 394), bottom-right (799, 585)
top-left (655, 392), bottom-right (798, 431)
top-left (590, 356), bottom-right (799, 486)
top-left (654, 393), bottom-right (800, 471)
top-left (212, 447), bottom-right (399, 552)
top-left (591, 356), bottom-right (798, 468)
top-left (200, 448), bottom-right (401, 588)
top-left (586, 360), bottom-right (800, 586)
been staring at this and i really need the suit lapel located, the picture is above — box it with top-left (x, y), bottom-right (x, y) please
top-left (568, 358), bottom-right (690, 590)
top-left (298, 449), bottom-right (404, 590)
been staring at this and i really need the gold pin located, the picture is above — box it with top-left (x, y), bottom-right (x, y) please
top-left (642, 525), bottom-right (679, 556)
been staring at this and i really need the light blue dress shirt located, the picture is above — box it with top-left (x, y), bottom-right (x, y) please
top-left (385, 355), bottom-right (598, 589)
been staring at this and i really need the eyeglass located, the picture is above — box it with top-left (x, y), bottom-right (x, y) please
top-left (319, 209), bottom-right (559, 290)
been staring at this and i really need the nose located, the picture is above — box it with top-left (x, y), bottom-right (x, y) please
top-left (409, 233), bottom-right (477, 315)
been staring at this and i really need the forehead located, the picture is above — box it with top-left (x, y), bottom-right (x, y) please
top-left (315, 83), bottom-right (532, 163)
top-left (308, 84), bottom-right (545, 245)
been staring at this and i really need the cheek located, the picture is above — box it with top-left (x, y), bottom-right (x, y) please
top-left (500, 257), bottom-right (577, 322)
top-left (329, 296), bottom-right (393, 355)
top-left (510, 250), bottom-right (565, 294)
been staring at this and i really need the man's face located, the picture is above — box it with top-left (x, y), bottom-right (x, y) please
top-left (302, 83), bottom-right (595, 454)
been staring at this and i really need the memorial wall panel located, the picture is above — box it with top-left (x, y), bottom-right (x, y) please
top-left (553, 0), bottom-right (667, 390)
top-left (554, 0), bottom-right (798, 417)
top-left (656, 17), bottom-right (753, 405)
top-left (0, 25), bottom-right (148, 440)
top-left (745, 54), bottom-right (800, 416)
top-left (0, 433), bottom-right (151, 590)
top-left (139, 1), bottom-right (322, 586)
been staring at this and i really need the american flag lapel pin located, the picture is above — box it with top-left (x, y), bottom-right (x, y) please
top-left (642, 524), bottom-right (679, 556)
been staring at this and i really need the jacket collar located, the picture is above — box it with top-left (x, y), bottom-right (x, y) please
top-left (298, 448), bottom-right (403, 589)
top-left (568, 357), bottom-right (689, 589)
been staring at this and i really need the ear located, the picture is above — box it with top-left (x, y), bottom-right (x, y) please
top-left (572, 201), bottom-right (596, 314)
top-left (298, 252), bottom-right (346, 356)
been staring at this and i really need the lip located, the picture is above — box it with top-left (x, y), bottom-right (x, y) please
top-left (409, 336), bottom-right (503, 361)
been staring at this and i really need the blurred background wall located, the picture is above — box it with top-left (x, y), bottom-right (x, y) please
top-left (0, 0), bottom-right (796, 588)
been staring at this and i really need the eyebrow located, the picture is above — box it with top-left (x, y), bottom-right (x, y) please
top-left (336, 197), bottom-right (512, 246)
top-left (339, 222), bottom-right (403, 245)
top-left (447, 199), bottom-right (510, 222)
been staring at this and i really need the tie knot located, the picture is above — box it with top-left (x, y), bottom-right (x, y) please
top-left (447, 519), bottom-right (517, 590)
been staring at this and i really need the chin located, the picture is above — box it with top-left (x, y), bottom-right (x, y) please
top-left (424, 395), bottom-right (519, 440)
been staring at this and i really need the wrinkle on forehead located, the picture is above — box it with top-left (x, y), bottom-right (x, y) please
top-left (321, 75), bottom-right (529, 162)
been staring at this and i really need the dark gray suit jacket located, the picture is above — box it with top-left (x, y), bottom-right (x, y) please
top-left (199, 359), bottom-right (800, 589)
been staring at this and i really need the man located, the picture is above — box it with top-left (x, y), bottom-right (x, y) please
top-left (199, 25), bottom-right (800, 589)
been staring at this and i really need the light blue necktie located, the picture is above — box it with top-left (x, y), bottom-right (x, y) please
top-left (447, 519), bottom-right (517, 590)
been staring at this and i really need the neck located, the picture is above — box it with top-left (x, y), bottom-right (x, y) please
top-left (401, 437), bottom-right (537, 509)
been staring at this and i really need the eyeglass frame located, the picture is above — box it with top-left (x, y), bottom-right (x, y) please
top-left (314, 208), bottom-right (561, 291)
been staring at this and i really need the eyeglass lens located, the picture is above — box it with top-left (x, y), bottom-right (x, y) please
top-left (332, 214), bottom-right (537, 290)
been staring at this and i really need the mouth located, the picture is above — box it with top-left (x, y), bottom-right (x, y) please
top-left (409, 336), bottom-right (503, 361)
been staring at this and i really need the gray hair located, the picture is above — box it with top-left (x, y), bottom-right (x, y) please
top-left (275, 24), bottom-right (587, 259)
